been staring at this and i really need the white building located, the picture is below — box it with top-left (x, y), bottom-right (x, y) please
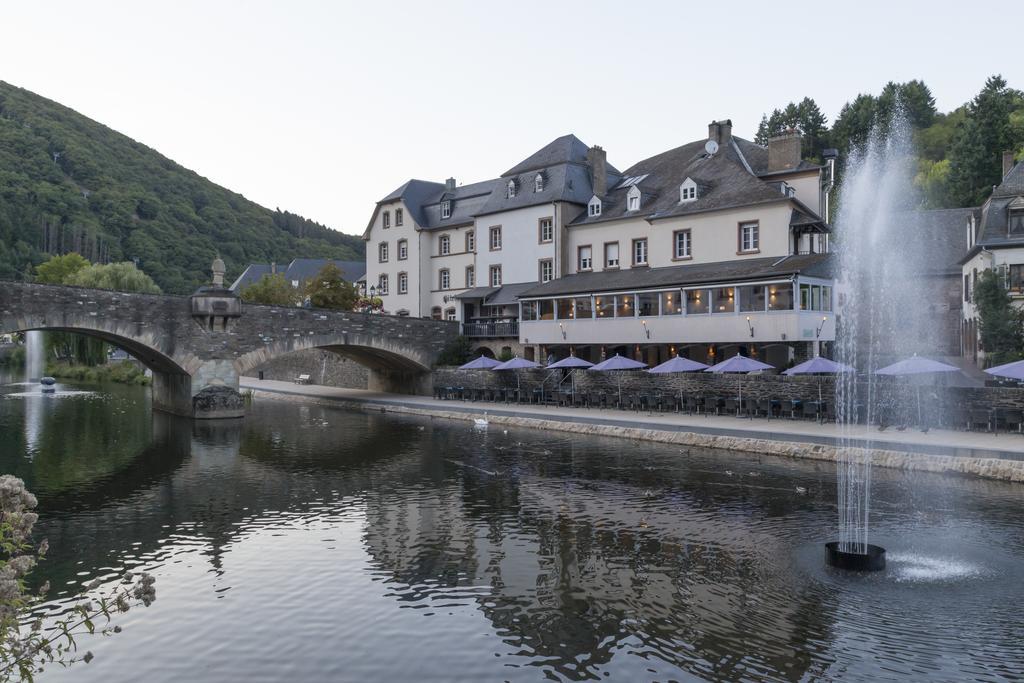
top-left (961, 153), bottom-right (1024, 364)
top-left (364, 121), bottom-right (836, 365)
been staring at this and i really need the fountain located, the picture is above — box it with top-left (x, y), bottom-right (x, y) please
top-left (23, 331), bottom-right (55, 392)
top-left (830, 111), bottom-right (937, 571)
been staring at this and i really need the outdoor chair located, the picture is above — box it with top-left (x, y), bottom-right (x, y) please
top-left (724, 398), bottom-right (739, 416)
top-left (756, 399), bottom-right (773, 419)
top-left (824, 402), bottom-right (837, 423)
top-left (781, 400), bottom-right (799, 419)
top-left (571, 392), bottom-right (585, 408)
top-left (966, 409), bottom-right (992, 432)
top-left (588, 392), bottom-right (606, 409)
top-left (703, 396), bottom-right (719, 416)
top-left (1001, 409), bottom-right (1024, 433)
top-left (742, 398), bottom-right (758, 419)
top-left (801, 402), bottom-right (820, 421)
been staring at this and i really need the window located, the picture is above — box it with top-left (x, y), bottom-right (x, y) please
top-left (588, 196), bottom-right (602, 217)
top-left (539, 259), bottom-right (553, 283)
top-left (615, 294), bottom-right (634, 317)
top-left (1007, 266), bottom-right (1024, 292)
top-left (964, 274), bottom-right (971, 302)
top-left (767, 283), bottom-right (793, 310)
top-left (674, 230), bottom-right (691, 259)
top-left (578, 245), bottom-right (593, 271)
top-left (521, 301), bottom-right (537, 321)
top-left (489, 226), bottom-right (502, 251)
top-left (632, 238), bottom-right (648, 265)
top-left (637, 292), bottom-right (658, 316)
top-left (398, 272), bottom-right (408, 294)
top-left (383, 211), bottom-right (391, 229)
top-left (739, 285), bottom-right (766, 312)
top-left (378, 274), bottom-right (389, 295)
top-left (557, 298), bottom-right (574, 319)
top-left (712, 287), bottom-right (735, 313)
top-left (439, 269), bottom-right (450, 290)
top-left (439, 234), bottom-right (450, 255)
top-left (739, 222), bottom-right (759, 252)
top-left (605, 242), bottom-right (619, 268)
top-left (574, 297), bottom-right (593, 319)
top-left (398, 239), bottom-right (408, 260)
top-left (627, 186), bottom-right (641, 212)
top-left (680, 179), bottom-right (697, 202)
top-left (465, 265), bottom-right (475, 288)
top-left (538, 217), bottom-right (553, 243)
top-left (660, 291), bottom-right (682, 315)
top-left (595, 295), bottom-right (614, 318)
top-left (441, 201), bottom-right (451, 219)
top-left (535, 173), bottom-right (544, 193)
top-left (538, 299), bottom-right (554, 320)
top-left (507, 179), bottom-right (517, 198)
top-left (489, 265), bottom-right (502, 287)
top-left (395, 208), bottom-right (403, 226)
top-left (378, 242), bottom-right (388, 262)
top-left (445, 307), bottom-right (456, 321)
top-left (466, 231), bottom-right (475, 252)
top-left (1010, 208), bottom-right (1024, 235)
top-left (686, 289), bottom-right (708, 314)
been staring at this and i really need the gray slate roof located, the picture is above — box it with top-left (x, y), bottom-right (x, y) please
top-left (897, 208), bottom-right (975, 275)
top-left (229, 259), bottom-right (366, 291)
top-left (518, 253), bottom-right (834, 297)
top-left (568, 137), bottom-right (812, 227)
top-left (966, 160), bottom-right (1024, 253)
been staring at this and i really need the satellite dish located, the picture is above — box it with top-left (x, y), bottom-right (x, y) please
top-left (705, 139), bottom-right (719, 156)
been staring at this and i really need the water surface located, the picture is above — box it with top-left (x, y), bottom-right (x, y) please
top-left (1, 373), bottom-right (1022, 682)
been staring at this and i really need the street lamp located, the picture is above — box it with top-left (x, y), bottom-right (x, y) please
top-left (746, 315), bottom-right (754, 337)
top-left (369, 285), bottom-right (377, 298)
top-left (816, 316), bottom-right (828, 338)
top-left (641, 319), bottom-right (650, 339)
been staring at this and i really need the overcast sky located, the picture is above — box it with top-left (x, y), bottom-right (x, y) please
top-left (3, 0), bottom-right (1021, 236)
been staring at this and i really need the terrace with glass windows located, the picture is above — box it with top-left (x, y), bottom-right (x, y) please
top-left (517, 254), bottom-right (835, 349)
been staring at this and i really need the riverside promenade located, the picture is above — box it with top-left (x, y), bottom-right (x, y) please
top-left (241, 377), bottom-right (1024, 483)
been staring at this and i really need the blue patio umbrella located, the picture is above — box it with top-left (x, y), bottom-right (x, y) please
top-left (874, 354), bottom-right (959, 426)
top-left (588, 354), bottom-right (647, 405)
top-left (782, 356), bottom-right (856, 404)
top-left (705, 353), bottom-right (775, 404)
top-left (492, 356), bottom-right (541, 393)
top-left (985, 358), bottom-right (1024, 381)
top-left (458, 355), bottom-right (502, 370)
top-left (647, 355), bottom-right (710, 408)
top-left (547, 354), bottom-right (594, 397)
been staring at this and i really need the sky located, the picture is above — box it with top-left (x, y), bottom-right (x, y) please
top-left (2, 0), bottom-right (1021, 237)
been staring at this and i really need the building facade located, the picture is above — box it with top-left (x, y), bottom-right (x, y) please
top-left (364, 122), bottom-right (836, 364)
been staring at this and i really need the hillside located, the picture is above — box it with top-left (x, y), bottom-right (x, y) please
top-left (0, 81), bottom-right (363, 293)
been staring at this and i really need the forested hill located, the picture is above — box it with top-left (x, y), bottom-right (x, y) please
top-left (0, 81), bottom-right (363, 293)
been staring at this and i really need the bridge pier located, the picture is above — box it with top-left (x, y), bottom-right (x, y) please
top-left (152, 360), bottom-right (244, 420)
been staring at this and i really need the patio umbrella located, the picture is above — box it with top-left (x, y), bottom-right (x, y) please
top-left (587, 354), bottom-right (647, 406)
top-left (546, 354), bottom-right (594, 397)
top-left (984, 359), bottom-right (1024, 381)
top-left (492, 356), bottom-right (541, 394)
top-left (458, 355), bottom-right (502, 370)
top-left (647, 355), bottom-right (710, 407)
top-left (874, 354), bottom-right (959, 426)
top-left (782, 356), bottom-right (856, 404)
top-left (704, 353), bottom-right (775, 405)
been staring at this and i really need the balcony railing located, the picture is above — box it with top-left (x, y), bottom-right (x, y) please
top-left (462, 320), bottom-right (519, 338)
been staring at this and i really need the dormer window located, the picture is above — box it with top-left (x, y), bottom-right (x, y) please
top-left (1009, 198), bottom-right (1024, 235)
top-left (507, 179), bottom-right (517, 198)
top-left (627, 186), bottom-right (641, 212)
top-left (441, 200), bottom-right (451, 219)
top-left (535, 173), bottom-right (544, 193)
top-left (588, 195), bottom-right (602, 217)
top-left (679, 178), bottom-right (698, 203)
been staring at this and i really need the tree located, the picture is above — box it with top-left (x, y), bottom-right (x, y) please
top-left (240, 273), bottom-right (300, 306)
top-left (303, 263), bottom-right (358, 310)
top-left (66, 261), bottom-right (162, 294)
top-left (753, 97), bottom-right (828, 160)
top-left (34, 252), bottom-right (89, 284)
top-left (974, 269), bottom-right (1024, 366)
top-left (435, 336), bottom-right (472, 367)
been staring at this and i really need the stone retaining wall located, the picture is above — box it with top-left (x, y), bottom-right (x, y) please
top-left (250, 349), bottom-right (368, 389)
top-left (251, 388), bottom-right (1024, 484)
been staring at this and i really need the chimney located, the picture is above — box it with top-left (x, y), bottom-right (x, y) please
top-left (445, 177), bottom-right (456, 191)
top-left (270, 261), bottom-right (277, 275)
top-left (708, 119), bottom-right (733, 144)
top-left (1003, 151), bottom-right (1016, 179)
top-left (768, 130), bottom-right (803, 172)
top-left (587, 145), bottom-right (607, 197)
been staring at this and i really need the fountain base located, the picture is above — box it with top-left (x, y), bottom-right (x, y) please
top-left (825, 542), bottom-right (886, 571)
top-left (39, 377), bottom-right (56, 393)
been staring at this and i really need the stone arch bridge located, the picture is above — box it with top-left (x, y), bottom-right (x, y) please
top-left (0, 281), bottom-right (459, 418)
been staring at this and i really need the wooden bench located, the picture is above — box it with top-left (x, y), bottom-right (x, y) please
top-left (294, 374), bottom-right (311, 384)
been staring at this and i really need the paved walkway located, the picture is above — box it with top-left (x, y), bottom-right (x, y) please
top-left (240, 378), bottom-right (1024, 462)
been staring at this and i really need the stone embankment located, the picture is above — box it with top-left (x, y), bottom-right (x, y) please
top-left (245, 380), bottom-right (1024, 485)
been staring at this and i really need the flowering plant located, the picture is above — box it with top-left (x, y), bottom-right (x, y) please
top-left (0, 476), bottom-right (155, 680)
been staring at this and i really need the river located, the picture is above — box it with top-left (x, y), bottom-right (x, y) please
top-left (1, 372), bottom-right (1022, 682)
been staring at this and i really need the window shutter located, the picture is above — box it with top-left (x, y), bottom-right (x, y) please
top-left (999, 264), bottom-right (1009, 289)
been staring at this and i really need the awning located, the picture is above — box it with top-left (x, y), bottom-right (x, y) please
top-left (455, 286), bottom-right (499, 300)
top-left (455, 282), bottom-right (537, 306)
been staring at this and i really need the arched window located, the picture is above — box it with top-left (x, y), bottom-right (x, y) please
top-left (534, 173), bottom-right (544, 193)
top-left (441, 200), bottom-right (451, 219)
top-left (445, 307), bottom-right (456, 321)
top-left (507, 179), bottom-right (517, 198)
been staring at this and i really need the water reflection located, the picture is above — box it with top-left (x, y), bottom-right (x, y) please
top-left (0, 377), bottom-right (1022, 682)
